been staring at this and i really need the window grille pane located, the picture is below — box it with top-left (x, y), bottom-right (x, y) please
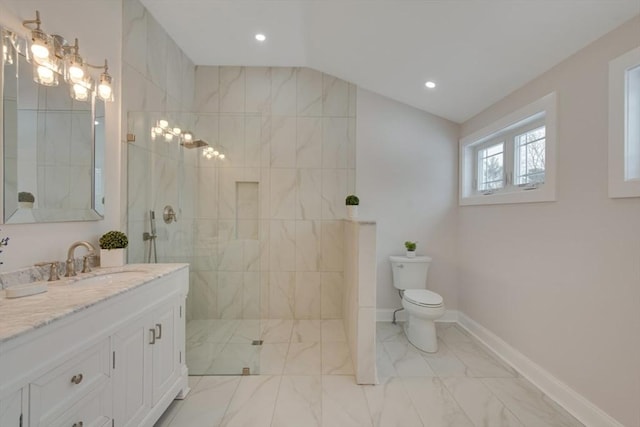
top-left (626, 65), bottom-right (640, 180)
top-left (478, 142), bottom-right (504, 191)
top-left (515, 126), bottom-right (545, 185)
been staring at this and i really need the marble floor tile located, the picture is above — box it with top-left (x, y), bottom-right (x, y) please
top-left (209, 343), bottom-right (260, 375)
top-left (401, 376), bottom-right (474, 427)
top-left (284, 342), bottom-right (322, 375)
top-left (445, 339), bottom-right (517, 378)
top-left (382, 340), bottom-right (436, 377)
top-left (376, 321), bottom-right (406, 342)
top-left (166, 376), bottom-right (241, 427)
top-left (322, 341), bottom-right (354, 375)
top-left (291, 319), bottom-right (321, 342)
top-left (228, 319), bottom-right (262, 344)
top-left (187, 319), bottom-right (238, 344)
top-left (363, 376), bottom-right (424, 427)
top-left (321, 319), bottom-right (347, 342)
top-left (375, 341), bottom-right (398, 384)
top-left (219, 375), bottom-right (282, 427)
top-left (420, 339), bottom-right (470, 377)
top-left (262, 319), bottom-right (294, 343)
top-left (442, 377), bottom-right (524, 427)
top-left (437, 323), bottom-right (473, 344)
top-left (186, 341), bottom-right (225, 374)
top-left (271, 376), bottom-right (322, 427)
top-left (259, 343), bottom-right (289, 375)
top-left (482, 378), bottom-right (583, 427)
top-left (322, 375), bottom-right (373, 427)
top-left (154, 399), bottom-right (183, 427)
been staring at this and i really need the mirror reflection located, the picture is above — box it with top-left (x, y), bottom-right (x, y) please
top-left (1, 27), bottom-right (105, 223)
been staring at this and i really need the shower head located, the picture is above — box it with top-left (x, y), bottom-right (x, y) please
top-left (180, 139), bottom-right (209, 149)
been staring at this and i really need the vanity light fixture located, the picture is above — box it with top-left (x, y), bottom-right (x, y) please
top-left (255, 33), bottom-right (266, 42)
top-left (425, 81), bottom-right (436, 89)
top-left (20, 10), bottom-right (114, 102)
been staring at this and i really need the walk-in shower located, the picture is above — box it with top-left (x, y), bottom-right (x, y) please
top-left (127, 111), bottom-right (264, 375)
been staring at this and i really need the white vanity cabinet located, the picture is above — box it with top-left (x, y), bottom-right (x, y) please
top-left (0, 265), bottom-right (189, 427)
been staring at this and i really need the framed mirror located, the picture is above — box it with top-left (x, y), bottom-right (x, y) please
top-left (1, 26), bottom-right (105, 224)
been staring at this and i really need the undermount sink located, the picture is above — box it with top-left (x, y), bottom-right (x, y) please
top-left (70, 270), bottom-right (149, 286)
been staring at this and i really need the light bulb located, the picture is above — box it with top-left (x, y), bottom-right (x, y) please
top-left (154, 126), bottom-right (163, 134)
top-left (164, 133), bottom-right (173, 142)
top-left (151, 130), bottom-right (157, 140)
top-left (425, 81), bottom-right (436, 89)
top-left (183, 132), bottom-right (193, 142)
top-left (213, 150), bottom-right (219, 156)
top-left (37, 65), bottom-right (54, 84)
top-left (218, 154), bottom-right (225, 160)
top-left (159, 119), bottom-right (168, 129)
top-left (72, 83), bottom-right (89, 101)
top-left (31, 42), bottom-right (49, 60)
top-left (173, 127), bottom-right (181, 135)
top-left (98, 82), bottom-right (112, 101)
top-left (255, 33), bottom-right (266, 42)
top-left (69, 64), bottom-right (84, 80)
top-left (206, 154), bottom-right (212, 159)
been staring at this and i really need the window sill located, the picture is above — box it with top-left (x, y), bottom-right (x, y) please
top-left (459, 186), bottom-right (556, 206)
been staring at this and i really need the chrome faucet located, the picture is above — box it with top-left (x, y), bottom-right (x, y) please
top-left (66, 241), bottom-right (97, 277)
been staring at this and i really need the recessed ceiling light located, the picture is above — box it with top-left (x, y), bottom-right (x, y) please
top-left (255, 33), bottom-right (266, 42)
top-left (425, 81), bottom-right (436, 89)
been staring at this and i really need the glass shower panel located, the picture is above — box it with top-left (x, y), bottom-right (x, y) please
top-left (126, 111), bottom-right (264, 375)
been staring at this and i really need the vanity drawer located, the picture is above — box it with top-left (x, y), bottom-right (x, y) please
top-left (49, 382), bottom-right (112, 427)
top-left (29, 338), bottom-right (110, 426)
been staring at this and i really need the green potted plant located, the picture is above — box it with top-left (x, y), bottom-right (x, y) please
top-left (345, 194), bottom-right (359, 219)
top-left (99, 230), bottom-right (128, 267)
top-left (405, 241), bottom-right (417, 258)
top-left (18, 191), bottom-right (35, 209)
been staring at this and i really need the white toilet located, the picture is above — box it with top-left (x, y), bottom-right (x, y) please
top-left (390, 255), bottom-right (445, 353)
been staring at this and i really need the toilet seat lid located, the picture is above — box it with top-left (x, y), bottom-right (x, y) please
top-left (404, 289), bottom-right (443, 307)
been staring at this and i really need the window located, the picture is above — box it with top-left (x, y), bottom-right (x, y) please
top-left (460, 93), bottom-right (556, 205)
top-left (609, 47), bottom-right (640, 198)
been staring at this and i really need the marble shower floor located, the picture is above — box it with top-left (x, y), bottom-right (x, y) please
top-left (158, 321), bottom-right (583, 427)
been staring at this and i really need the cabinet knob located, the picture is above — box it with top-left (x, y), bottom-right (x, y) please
top-left (155, 323), bottom-right (162, 339)
top-left (149, 328), bottom-right (156, 344)
top-left (72, 422), bottom-right (83, 427)
top-left (70, 373), bottom-right (83, 384)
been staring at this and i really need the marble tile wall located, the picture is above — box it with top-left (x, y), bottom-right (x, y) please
top-left (190, 66), bottom-right (356, 321)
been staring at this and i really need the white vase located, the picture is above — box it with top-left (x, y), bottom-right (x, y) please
top-left (406, 250), bottom-right (416, 258)
top-left (100, 248), bottom-right (126, 267)
top-left (347, 205), bottom-right (358, 219)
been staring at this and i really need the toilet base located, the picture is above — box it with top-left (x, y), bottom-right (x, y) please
top-left (404, 316), bottom-right (439, 353)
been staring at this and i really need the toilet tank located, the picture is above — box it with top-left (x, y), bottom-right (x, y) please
top-left (389, 255), bottom-right (432, 290)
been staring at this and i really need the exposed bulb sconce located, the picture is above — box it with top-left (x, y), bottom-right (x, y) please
top-left (19, 10), bottom-right (114, 102)
top-left (202, 147), bottom-right (225, 160)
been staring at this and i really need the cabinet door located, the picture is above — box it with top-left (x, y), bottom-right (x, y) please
top-left (112, 313), bottom-right (152, 427)
top-left (151, 301), bottom-right (179, 405)
top-left (0, 388), bottom-right (24, 427)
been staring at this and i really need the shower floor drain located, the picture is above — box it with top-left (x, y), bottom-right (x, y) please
top-left (252, 340), bottom-right (263, 345)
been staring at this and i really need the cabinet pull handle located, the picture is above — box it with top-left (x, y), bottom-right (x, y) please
top-left (149, 328), bottom-right (156, 344)
top-left (72, 422), bottom-right (83, 427)
top-left (70, 374), bottom-right (83, 385)
top-left (155, 323), bottom-right (162, 339)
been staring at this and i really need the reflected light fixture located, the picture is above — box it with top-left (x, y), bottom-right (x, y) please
top-left (20, 10), bottom-right (114, 102)
top-left (425, 81), bottom-right (436, 89)
top-left (255, 33), bottom-right (266, 42)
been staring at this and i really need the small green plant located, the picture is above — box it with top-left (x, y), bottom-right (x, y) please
top-left (99, 230), bottom-right (129, 250)
top-left (18, 192), bottom-right (35, 203)
top-left (405, 241), bottom-right (417, 251)
top-left (345, 195), bottom-right (359, 206)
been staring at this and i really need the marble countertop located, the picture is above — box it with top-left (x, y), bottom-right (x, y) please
top-left (0, 263), bottom-right (188, 345)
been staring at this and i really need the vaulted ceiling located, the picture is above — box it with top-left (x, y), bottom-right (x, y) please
top-left (140, 0), bottom-right (639, 123)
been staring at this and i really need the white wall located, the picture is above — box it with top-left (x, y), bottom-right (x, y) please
top-left (356, 89), bottom-right (459, 311)
top-left (0, 0), bottom-right (122, 269)
top-left (458, 15), bottom-right (640, 427)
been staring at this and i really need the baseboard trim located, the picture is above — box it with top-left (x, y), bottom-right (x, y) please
top-left (457, 312), bottom-right (624, 427)
top-left (376, 308), bottom-right (459, 323)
